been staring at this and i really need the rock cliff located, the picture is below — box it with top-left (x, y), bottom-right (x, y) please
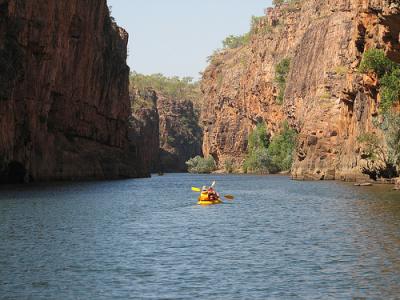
top-left (0, 0), bottom-right (147, 183)
top-left (130, 87), bottom-right (203, 173)
top-left (158, 95), bottom-right (203, 172)
top-left (201, 0), bottom-right (400, 180)
top-left (130, 88), bottom-right (160, 173)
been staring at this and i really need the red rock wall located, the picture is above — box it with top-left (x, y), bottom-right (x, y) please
top-left (201, 0), bottom-right (400, 179)
top-left (0, 0), bottom-right (147, 182)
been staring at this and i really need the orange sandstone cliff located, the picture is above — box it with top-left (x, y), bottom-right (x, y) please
top-left (201, 0), bottom-right (400, 180)
top-left (0, 0), bottom-right (148, 182)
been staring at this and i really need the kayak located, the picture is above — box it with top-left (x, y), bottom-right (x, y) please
top-left (197, 198), bottom-right (222, 206)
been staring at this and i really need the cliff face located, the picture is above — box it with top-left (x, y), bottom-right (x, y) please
top-left (130, 88), bottom-right (203, 173)
top-left (0, 0), bottom-right (147, 183)
top-left (201, 0), bottom-right (400, 180)
top-left (158, 95), bottom-right (203, 172)
top-left (130, 89), bottom-right (160, 173)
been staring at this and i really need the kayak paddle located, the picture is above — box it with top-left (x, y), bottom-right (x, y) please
top-left (192, 186), bottom-right (235, 200)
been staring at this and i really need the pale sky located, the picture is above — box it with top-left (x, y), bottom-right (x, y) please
top-left (107, 0), bottom-right (272, 79)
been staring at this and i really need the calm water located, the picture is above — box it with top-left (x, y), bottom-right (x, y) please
top-left (1, 174), bottom-right (400, 299)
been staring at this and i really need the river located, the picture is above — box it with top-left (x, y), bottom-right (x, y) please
top-left (1, 174), bottom-right (399, 299)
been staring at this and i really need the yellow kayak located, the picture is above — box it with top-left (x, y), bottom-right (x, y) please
top-left (197, 197), bottom-right (222, 206)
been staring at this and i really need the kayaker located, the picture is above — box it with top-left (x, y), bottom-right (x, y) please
top-left (199, 186), bottom-right (209, 201)
top-left (207, 187), bottom-right (219, 201)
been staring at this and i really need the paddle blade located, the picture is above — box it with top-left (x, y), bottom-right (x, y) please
top-left (191, 187), bottom-right (201, 192)
top-left (224, 195), bottom-right (234, 200)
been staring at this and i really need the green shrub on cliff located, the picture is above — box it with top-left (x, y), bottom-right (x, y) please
top-left (359, 49), bottom-right (400, 112)
top-left (359, 48), bottom-right (395, 77)
top-left (380, 68), bottom-right (400, 112)
top-left (244, 148), bottom-right (276, 174)
top-left (248, 122), bottom-right (270, 151)
top-left (267, 121), bottom-right (297, 171)
top-left (243, 122), bottom-right (297, 174)
top-left (222, 34), bottom-right (250, 49)
top-left (221, 15), bottom-right (268, 50)
top-left (274, 58), bottom-right (291, 104)
top-left (243, 123), bottom-right (273, 173)
top-left (186, 156), bottom-right (216, 174)
top-left (357, 49), bottom-right (400, 178)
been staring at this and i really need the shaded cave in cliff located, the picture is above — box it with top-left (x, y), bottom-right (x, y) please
top-left (1, 161), bottom-right (27, 184)
top-left (382, 14), bottom-right (400, 63)
top-left (361, 163), bottom-right (398, 181)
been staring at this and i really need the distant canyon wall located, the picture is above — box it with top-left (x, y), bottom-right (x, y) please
top-left (201, 0), bottom-right (400, 180)
top-left (0, 0), bottom-right (148, 183)
top-left (131, 88), bottom-right (203, 173)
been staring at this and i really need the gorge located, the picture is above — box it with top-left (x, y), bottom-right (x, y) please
top-left (0, 0), bottom-right (399, 184)
top-left (1, 1), bottom-right (400, 299)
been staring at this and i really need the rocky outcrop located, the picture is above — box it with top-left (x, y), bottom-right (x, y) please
top-left (0, 0), bottom-right (147, 183)
top-left (201, 0), bottom-right (400, 180)
top-left (158, 95), bottom-right (203, 172)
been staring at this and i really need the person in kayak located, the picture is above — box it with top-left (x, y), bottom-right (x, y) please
top-left (207, 186), bottom-right (219, 201)
top-left (199, 186), bottom-right (209, 201)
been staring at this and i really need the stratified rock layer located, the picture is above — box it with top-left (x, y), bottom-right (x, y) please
top-left (201, 0), bottom-right (400, 180)
top-left (0, 0), bottom-right (147, 182)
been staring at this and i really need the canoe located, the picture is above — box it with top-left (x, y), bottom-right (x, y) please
top-left (197, 198), bottom-right (222, 206)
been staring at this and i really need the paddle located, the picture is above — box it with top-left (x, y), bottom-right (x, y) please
top-left (223, 195), bottom-right (234, 200)
top-left (191, 187), bottom-right (201, 192)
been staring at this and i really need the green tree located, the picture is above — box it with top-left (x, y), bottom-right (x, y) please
top-left (186, 156), bottom-right (217, 174)
top-left (222, 34), bottom-right (250, 49)
top-left (359, 48), bottom-right (396, 77)
top-left (130, 72), bottom-right (201, 107)
top-left (357, 49), bottom-right (400, 178)
top-left (274, 58), bottom-right (291, 104)
top-left (243, 122), bottom-right (297, 174)
top-left (380, 68), bottom-right (400, 112)
top-left (359, 49), bottom-right (400, 113)
top-left (267, 121), bottom-right (297, 171)
top-left (247, 122), bottom-right (270, 152)
top-left (243, 123), bottom-right (271, 173)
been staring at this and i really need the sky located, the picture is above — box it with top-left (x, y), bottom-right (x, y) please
top-left (107, 0), bottom-right (272, 79)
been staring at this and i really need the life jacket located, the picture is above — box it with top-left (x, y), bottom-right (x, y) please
top-left (199, 192), bottom-right (209, 201)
